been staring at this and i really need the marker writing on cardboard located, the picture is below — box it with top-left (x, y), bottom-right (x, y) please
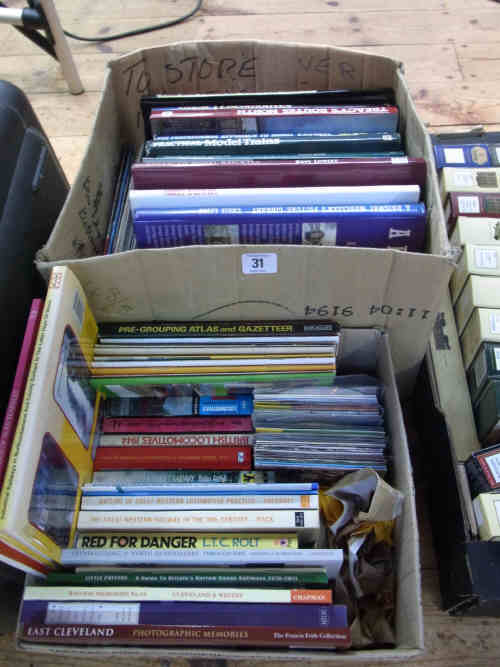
top-left (298, 56), bottom-right (356, 81)
top-left (304, 304), bottom-right (432, 319)
top-left (164, 56), bottom-right (257, 85)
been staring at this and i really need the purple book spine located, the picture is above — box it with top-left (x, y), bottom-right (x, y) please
top-left (133, 205), bottom-right (426, 252)
top-left (21, 599), bottom-right (348, 629)
top-left (0, 298), bottom-right (43, 487)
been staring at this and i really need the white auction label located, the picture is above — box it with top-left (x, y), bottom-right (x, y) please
top-left (495, 347), bottom-right (500, 370)
top-left (490, 313), bottom-right (500, 334)
top-left (453, 171), bottom-right (475, 187)
top-left (458, 196), bottom-right (480, 214)
top-left (486, 453), bottom-right (500, 484)
top-left (45, 602), bottom-right (140, 626)
top-left (444, 147), bottom-right (465, 164)
top-left (474, 246), bottom-right (498, 269)
top-left (242, 253), bottom-right (277, 274)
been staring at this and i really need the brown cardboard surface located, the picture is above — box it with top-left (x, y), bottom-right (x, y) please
top-left (35, 40), bottom-right (454, 399)
top-left (17, 329), bottom-right (424, 661)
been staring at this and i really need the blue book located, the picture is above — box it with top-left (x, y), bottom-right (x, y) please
top-left (195, 393), bottom-right (253, 416)
top-left (133, 203), bottom-right (426, 252)
top-left (433, 142), bottom-right (500, 168)
top-left (19, 599), bottom-right (350, 648)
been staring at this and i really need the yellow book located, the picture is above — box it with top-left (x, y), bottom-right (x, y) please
top-left (74, 532), bottom-right (299, 550)
top-left (0, 266), bottom-right (101, 564)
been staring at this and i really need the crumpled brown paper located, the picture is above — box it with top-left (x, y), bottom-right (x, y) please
top-left (320, 469), bottom-right (404, 649)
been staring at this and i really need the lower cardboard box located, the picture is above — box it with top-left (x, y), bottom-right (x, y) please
top-left (423, 291), bottom-right (500, 615)
top-left (16, 328), bottom-right (424, 661)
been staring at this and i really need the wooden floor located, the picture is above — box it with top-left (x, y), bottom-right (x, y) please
top-left (1, 0), bottom-right (500, 664)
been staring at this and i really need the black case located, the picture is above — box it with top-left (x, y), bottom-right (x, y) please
top-left (0, 80), bottom-right (68, 421)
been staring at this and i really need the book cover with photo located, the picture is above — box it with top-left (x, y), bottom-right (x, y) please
top-left (0, 266), bottom-right (101, 567)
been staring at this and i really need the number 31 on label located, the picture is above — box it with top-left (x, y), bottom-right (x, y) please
top-left (241, 253), bottom-right (278, 275)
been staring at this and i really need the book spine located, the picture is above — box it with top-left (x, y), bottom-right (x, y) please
top-left (20, 598), bottom-right (348, 632)
top-left (98, 319), bottom-right (338, 340)
top-left (59, 548), bottom-right (343, 578)
top-left (448, 192), bottom-right (500, 229)
top-left (91, 362), bottom-right (334, 377)
top-left (19, 623), bottom-right (350, 648)
top-left (45, 570), bottom-right (327, 588)
top-left (75, 531), bottom-right (298, 549)
top-left (433, 142), bottom-right (498, 169)
top-left (131, 157), bottom-right (426, 190)
top-left (76, 509), bottom-right (318, 534)
top-left (79, 493), bottom-right (317, 511)
top-left (93, 445), bottom-right (252, 471)
top-left (97, 433), bottom-right (256, 447)
top-left (24, 586), bottom-right (331, 604)
top-left (101, 415), bottom-right (254, 433)
top-left (82, 482), bottom-right (316, 494)
top-left (133, 205), bottom-right (426, 252)
top-left (0, 299), bottom-right (43, 489)
top-left (128, 185), bottom-right (419, 213)
top-left (90, 470), bottom-right (274, 484)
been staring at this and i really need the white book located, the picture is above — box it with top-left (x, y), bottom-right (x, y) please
top-left (60, 548), bottom-right (343, 579)
top-left (80, 493), bottom-right (319, 511)
top-left (450, 217), bottom-right (500, 247)
top-left (24, 585), bottom-right (331, 604)
top-left (129, 184), bottom-right (421, 214)
top-left (77, 509), bottom-right (320, 541)
top-left (93, 344), bottom-right (335, 356)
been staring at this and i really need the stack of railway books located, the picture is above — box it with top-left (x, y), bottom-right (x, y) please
top-left (433, 131), bottom-right (500, 450)
top-left (103, 88), bottom-right (428, 252)
top-left (3, 266), bottom-right (353, 650)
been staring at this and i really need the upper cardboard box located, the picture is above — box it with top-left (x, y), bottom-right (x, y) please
top-left (35, 40), bottom-right (455, 397)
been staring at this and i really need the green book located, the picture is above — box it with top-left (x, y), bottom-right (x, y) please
top-left (44, 567), bottom-right (329, 589)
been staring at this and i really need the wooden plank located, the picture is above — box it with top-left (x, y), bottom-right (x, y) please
top-left (4, 11), bottom-right (500, 56)
top-left (409, 81), bottom-right (500, 127)
top-left (456, 43), bottom-right (500, 81)
top-left (28, 92), bottom-right (101, 136)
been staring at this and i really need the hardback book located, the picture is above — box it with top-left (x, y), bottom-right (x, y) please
top-left (101, 414), bottom-right (254, 434)
top-left (128, 184), bottom-right (421, 214)
top-left (131, 157), bottom-right (427, 191)
top-left (454, 275), bottom-right (500, 336)
top-left (441, 167), bottom-right (500, 201)
top-left (76, 509), bottom-right (320, 541)
top-left (433, 137), bottom-right (500, 169)
top-left (472, 492), bottom-right (500, 540)
top-left (465, 443), bottom-right (500, 497)
top-left (460, 307), bottom-right (500, 370)
top-left (450, 216), bottom-right (500, 247)
top-left (149, 104), bottom-right (398, 135)
top-left (0, 266), bottom-right (100, 566)
top-left (23, 585), bottom-right (332, 605)
top-left (449, 245), bottom-right (500, 305)
top-left (45, 566), bottom-right (329, 589)
top-left (90, 470), bottom-right (275, 484)
top-left (467, 342), bottom-right (500, 405)
top-left (19, 599), bottom-right (351, 648)
top-left (82, 482), bottom-right (317, 495)
top-left (0, 298), bottom-right (43, 490)
top-left (79, 492), bottom-right (318, 511)
top-left (445, 191), bottom-right (500, 231)
top-left (97, 319), bottom-right (339, 344)
top-left (143, 132), bottom-right (403, 159)
top-left (97, 432), bottom-right (256, 448)
top-left (74, 531), bottom-right (299, 550)
top-left (93, 445), bottom-right (252, 471)
top-left (132, 203), bottom-right (427, 252)
top-left (473, 378), bottom-right (500, 444)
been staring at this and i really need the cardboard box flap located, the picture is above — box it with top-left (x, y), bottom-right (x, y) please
top-left (109, 40), bottom-right (400, 152)
top-left (36, 244), bottom-right (453, 395)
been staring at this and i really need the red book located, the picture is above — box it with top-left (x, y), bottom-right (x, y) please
top-left (446, 191), bottom-right (500, 231)
top-left (0, 299), bottom-right (43, 489)
top-left (132, 157), bottom-right (426, 191)
top-left (93, 445), bottom-right (252, 470)
top-left (101, 415), bottom-right (254, 434)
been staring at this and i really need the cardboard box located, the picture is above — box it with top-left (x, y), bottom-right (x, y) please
top-left (423, 293), bottom-right (500, 614)
top-left (454, 275), bottom-right (500, 336)
top-left (461, 307), bottom-right (500, 370)
top-left (33, 40), bottom-right (454, 399)
top-left (450, 216), bottom-right (500, 247)
top-left (17, 328), bottom-right (424, 660)
top-left (450, 244), bottom-right (500, 304)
